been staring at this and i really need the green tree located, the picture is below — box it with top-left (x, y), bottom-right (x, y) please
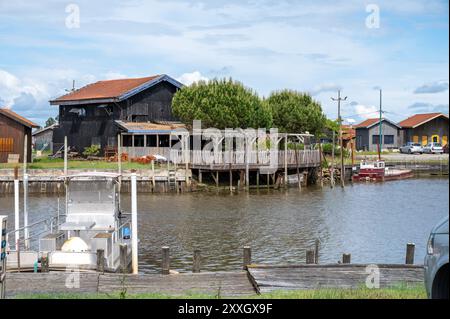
top-left (266, 90), bottom-right (327, 135)
top-left (172, 78), bottom-right (272, 129)
top-left (45, 117), bottom-right (56, 127)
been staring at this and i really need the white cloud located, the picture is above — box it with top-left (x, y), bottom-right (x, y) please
top-left (177, 71), bottom-right (208, 86)
top-left (354, 103), bottom-right (379, 119)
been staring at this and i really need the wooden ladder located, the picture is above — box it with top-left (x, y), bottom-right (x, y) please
top-left (168, 170), bottom-right (177, 191)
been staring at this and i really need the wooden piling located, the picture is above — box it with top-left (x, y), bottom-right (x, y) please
top-left (342, 253), bottom-right (351, 264)
top-left (405, 243), bottom-right (415, 265)
top-left (229, 164), bottom-right (233, 192)
top-left (162, 246), bottom-right (170, 275)
top-left (314, 239), bottom-right (320, 264)
top-left (41, 253), bottom-right (49, 272)
top-left (119, 244), bottom-right (128, 273)
top-left (193, 249), bottom-right (201, 273)
top-left (96, 249), bottom-right (105, 273)
top-left (243, 246), bottom-right (251, 270)
top-left (306, 250), bottom-right (315, 264)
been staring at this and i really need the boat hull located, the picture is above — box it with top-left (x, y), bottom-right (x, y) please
top-left (352, 169), bottom-right (413, 182)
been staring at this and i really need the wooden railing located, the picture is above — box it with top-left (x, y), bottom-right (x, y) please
top-left (169, 149), bottom-right (321, 167)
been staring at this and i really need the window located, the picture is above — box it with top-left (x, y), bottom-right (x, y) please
top-left (146, 135), bottom-right (157, 147)
top-left (372, 135), bottom-right (381, 144)
top-left (384, 135), bottom-right (394, 144)
top-left (413, 135), bottom-right (419, 143)
top-left (159, 135), bottom-right (170, 147)
top-left (134, 135), bottom-right (144, 147)
top-left (0, 138), bottom-right (13, 152)
top-left (122, 135), bottom-right (132, 147)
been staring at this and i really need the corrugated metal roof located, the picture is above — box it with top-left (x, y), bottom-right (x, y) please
top-left (115, 121), bottom-right (187, 133)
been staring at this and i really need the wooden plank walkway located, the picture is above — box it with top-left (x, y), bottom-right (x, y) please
top-left (247, 264), bottom-right (424, 294)
top-left (4, 271), bottom-right (256, 298)
top-left (4, 264), bottom-right (425, 297)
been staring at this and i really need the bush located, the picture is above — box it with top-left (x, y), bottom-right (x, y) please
top-left (322, 143), bottom-right (349, 157)
top-left (83, 145), bottom-right (101, 157)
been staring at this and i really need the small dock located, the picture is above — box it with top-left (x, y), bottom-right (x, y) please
top-left (4, 264), bottom-right (424, 298)
top-left (246, 264), bottom-right (424, 294)
top-left (5, 271), bottom-right (256, 298)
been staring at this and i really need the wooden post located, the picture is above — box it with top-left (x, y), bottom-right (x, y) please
top-left (151, 160), bottom-right (156, 189)
top-left (193, 249), bottom-right (201, 273)
top-left (97, 249), bottom-right (105, 273)
top-left (266, 173), bottom-right (269, 189)
top-left (14, 167), bottom-right (19, 251)
top-left (23, 173), bottom-right (29, 250)
top-left (295, 144), bottom-right (301, 189)
top-left (256, 170), bottom-right (260, 190)
top-left (243, 246), bottom-right (251, 269)
top-left (118, 134), bottom-right (122, 192)
top-left (216, 171), bottom-right (219, 189)
top-left (23, 134), bottom-right (27, 175)
top-left (342, 253), bottom-right (351, 264)
top-left (41, 253), bottom-right (49, 272)
top-left (229, 164), bottom-right (233, 192)
top-left (314, 239), bottom-right (320, 264)
top-left (64, 136), bottom-right (68, 176)
top-left (405, 243), bottom-right (415, 265)
top-left (198, 170), bottom-right (203, 184)
top-left (119, 244), bottom-right (128, 273)
top-left (306, 250), bottom-right (315, 264)
top-left (319, 142), bottom-right (323, 187)
top-left (162, 246), bottom-right (170, 275)
top-left (284, 134), bottom-right (288, 187)
top-left (131, 173), bottom-right (138, 275)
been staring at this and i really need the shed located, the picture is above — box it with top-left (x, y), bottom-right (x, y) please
top-left (32, 123), bottom-right (58, 152)
top-left (355, 118), bottom-right (401, 151)
top-left (398, 113), bottom-right (449, 146)
top-left (0, 108), bottom-right (39, 163)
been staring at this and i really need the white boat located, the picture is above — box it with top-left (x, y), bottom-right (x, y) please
top-left (6, 173), bottom-right (134, 272)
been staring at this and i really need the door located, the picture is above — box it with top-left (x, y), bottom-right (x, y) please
top-left (442, 135), bottom-right (448, 146)
top-left (413, 135), bottom-right (419, 144)
top-left (432, 135), bottom-right (439, 143)
top-left (422, 136), bottom-right (428, 146)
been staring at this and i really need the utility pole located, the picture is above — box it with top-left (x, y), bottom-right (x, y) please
top-left (331, 90), bottom-right (347, 188)
top-left (378, 89), bottom-right (383, 161)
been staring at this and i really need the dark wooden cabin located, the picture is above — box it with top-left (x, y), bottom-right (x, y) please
top-left (0, 108), bottom-right (39, 163)
top-left (50, 74), bottom-right (183, 154)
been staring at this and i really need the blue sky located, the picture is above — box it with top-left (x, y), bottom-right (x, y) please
top-left (0, 0), bottom-right (448, 126)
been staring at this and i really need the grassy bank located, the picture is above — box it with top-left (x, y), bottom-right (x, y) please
top-left (0, 157), bottom-right (160, 170)
top-left (14, 285), bottom-right (426, 299)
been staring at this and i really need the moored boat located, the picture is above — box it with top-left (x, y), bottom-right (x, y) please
top-left (352, 160), bottom-right (413, 182)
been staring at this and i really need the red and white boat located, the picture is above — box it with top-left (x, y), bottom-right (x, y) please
top-left (352, 160), bottom-right (413, 182)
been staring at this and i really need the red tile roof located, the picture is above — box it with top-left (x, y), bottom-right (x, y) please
top-left (52, 75), bottom-right (161, 103)
top-left (0, 108), bottom-right (39, 128)
top-left (398, 113), bottom-right (449, 128)
top-left (354, 118), bottom-right (379, 128)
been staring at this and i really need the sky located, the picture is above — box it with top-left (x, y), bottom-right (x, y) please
top-left (0, 0), bottom-right (448, 127)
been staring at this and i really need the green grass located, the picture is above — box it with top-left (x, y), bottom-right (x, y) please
top-left (14, 285), bottom-right (426, 299)
top-left (0, 157), bottom-right (161, 170)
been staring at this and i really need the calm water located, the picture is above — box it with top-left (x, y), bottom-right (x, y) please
top-left (0, 178), bottom-right (448, 273)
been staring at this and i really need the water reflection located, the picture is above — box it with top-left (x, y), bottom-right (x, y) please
top-left (0, 178), bottom-right (448, 273)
